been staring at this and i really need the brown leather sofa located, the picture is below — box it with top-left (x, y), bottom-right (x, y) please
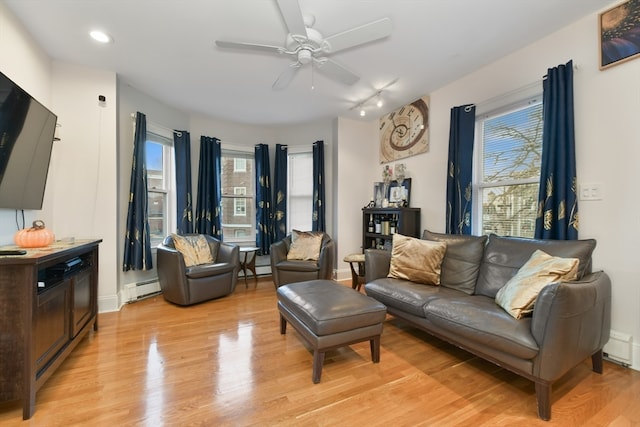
top-left (364, 231), bottom-right (611, 421)
top-left (157, 234), bottom-right (239, 305)
top-left (270, 233), bottom-right (335, 288)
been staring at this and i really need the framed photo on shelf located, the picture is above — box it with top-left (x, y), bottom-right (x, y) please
top-left (373, 182), bottom-right (385, 207)
top-left (599, 0), bottom-right (640, 69)
top-left (389, 178), bottom-right (411, 206)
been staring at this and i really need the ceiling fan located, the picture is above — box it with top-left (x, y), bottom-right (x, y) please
top-left (215, 0), bottom-right (392, 90)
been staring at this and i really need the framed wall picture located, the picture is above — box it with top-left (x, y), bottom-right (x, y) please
top-left (599, 0), bottom-right (640, 69)
top-left (388, 178), bottom-right (411, 206)
top-left (379, 96), bottom-right (429, 163)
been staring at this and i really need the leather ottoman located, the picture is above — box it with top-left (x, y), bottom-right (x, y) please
top-left (277, 280), bottom-right (387, 383)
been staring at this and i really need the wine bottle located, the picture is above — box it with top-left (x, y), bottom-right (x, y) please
top-left (368, 214), bottom-right (374, 233)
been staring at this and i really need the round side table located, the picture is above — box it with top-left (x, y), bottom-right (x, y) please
top-left (343, 253), bottom-right (366, 292)
top-left (239, 246), bottom-right (259, 288)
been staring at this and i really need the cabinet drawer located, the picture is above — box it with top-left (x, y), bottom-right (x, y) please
top-left (35, 280), bottom-right (70, 376)
top-left (71, 269), bottom-right (93, 337)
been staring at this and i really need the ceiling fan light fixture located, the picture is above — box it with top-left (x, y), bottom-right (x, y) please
top-left (298, 49), bottom-right (313, 65)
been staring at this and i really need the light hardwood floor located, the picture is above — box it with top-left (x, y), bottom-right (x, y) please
top-left (0, 279), bottom-right (638, 426)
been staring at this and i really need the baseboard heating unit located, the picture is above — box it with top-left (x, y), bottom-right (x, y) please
top-left (124, 279), bottom-right (161, 303)
top-left (603, 330), bottom-right (632, 367)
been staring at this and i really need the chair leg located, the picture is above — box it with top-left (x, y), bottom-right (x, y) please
top-left (592, 349), bottom-right (604, 374)
top-left (280, 315), bottom-right (287, 334)
top-left (312, 350), bottom-right (325, 383)
top-left (535, 381), bottom-right (552, 421)
top-left (370, 336), bottom-right (380, 363)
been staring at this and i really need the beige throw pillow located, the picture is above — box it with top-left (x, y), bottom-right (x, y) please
top-left (388, 233), bottom-right (447, 285)
top-left (172, 234), bottom-right (215, 267)
top-left (286, 230), bottom-right (323, 261)
top-left (495, 249), bottom-right (579, 319)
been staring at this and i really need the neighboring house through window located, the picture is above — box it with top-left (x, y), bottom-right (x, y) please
top-left (473, 95), bottom-right (543, 238)
top-left (221, 149), bottom-right (255, 242)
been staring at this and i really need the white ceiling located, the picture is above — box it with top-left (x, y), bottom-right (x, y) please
top-left (4, 0), bottom-right (611, 125)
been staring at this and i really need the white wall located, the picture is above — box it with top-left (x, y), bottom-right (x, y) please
top-left (0, 2), bottom-right (52, 244)
top-left (49, 62), bottom-right (118, 311)
top-left (340, 4), bottom-right (640, 369)
top-left (335, 117), bottom-right (378, 279)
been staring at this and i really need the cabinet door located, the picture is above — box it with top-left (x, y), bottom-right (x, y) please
top-left (71, 269), bottom-right (93, 337)
top-left (35, 280), bottom-right (70, 376)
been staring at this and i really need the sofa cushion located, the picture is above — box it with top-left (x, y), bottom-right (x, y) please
top-left (365, 278), bottom-right (466, 317)
top-left (388, 233), bottom-right (447, 285)
top-left (287, 230), bottom-right (323, 261)
top-left (424, 295), bottom-right (539, 360)
top-left (422, 230), bottom-right (487, 295)
top-left (172, 234), bottom-right (215, 267)
top-left (475, 234), bottom-right (596, 298)
top-left (495, 250), bottom-right (578, 319)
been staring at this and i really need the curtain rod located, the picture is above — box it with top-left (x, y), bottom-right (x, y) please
top-left (130, 113), bottom-right (182, 137)
top-left (472, 62), bottom-right (579, 113)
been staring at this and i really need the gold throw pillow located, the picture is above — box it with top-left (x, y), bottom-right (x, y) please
top-left (388, 233), bottom-right (447, 285)
top-left (286, 230), bottom-right (323, 261)
top-left (495, 249), bottom-right (579, 319)
top-left (172, 234), bottom-right (215, 267)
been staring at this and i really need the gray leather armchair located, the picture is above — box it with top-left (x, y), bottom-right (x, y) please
top-left (270, 233), bottom-right (335, 288)
top-left (157, 234), bottom-right (239, 305)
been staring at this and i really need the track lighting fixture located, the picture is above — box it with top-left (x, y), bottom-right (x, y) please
top-left (350, 78), bottom-right (398, 117)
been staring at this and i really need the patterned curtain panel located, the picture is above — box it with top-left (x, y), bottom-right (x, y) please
top-left (173, 130), bottom-right (193, 234)
top-left (446, 105), bottom-right (476, 235)
top-left (535, 60), bottom-right (579, 240)
top-left (312, 140), bottom-right (326, 232)
top-left (195, 136), bottom-right (222, 238)
top-left (255, 143), bottom-right (273, 255)
top-left (273, 143), bottom-right (288, 242)
top-left (123, 112), bottom-right (153, 271)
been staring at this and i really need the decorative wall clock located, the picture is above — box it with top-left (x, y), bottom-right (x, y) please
top-left (379, 95), bottom-right (429, 163)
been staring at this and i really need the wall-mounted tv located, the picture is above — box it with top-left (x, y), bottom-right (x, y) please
top-left (0, 70), bottom-right (57, 210)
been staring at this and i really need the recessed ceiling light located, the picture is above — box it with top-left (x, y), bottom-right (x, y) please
top-left (89, 30), bottom-right (112, 43)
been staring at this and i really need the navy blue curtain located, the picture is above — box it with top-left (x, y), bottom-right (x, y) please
top-left (195, 136), bottom-right (222, 238)
top-left (123, 112), bottom-right (153, 271)
top-left (173, 130), bottom-right (193, 234)
top-left (273, 144), bottom-right (288, 242)
top-left (255, 143), bottom-right (273, 254)
top-left (312, 140), bottom-right (326, 232)
top-left (446, 105), bottom-right (476, 235)
top-left (535, 60), bottom-right (579, 240)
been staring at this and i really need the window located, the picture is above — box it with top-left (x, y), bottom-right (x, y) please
top-left (234, 187), bottom-right (247, 216)
top-left (474, 97), bottom-right (543, 238)
top-left (234, 158), bottom-right (246, 172)
top-left (287, 151), bottom-right (313, 232)
top-left (146, 130), bottom-right (175, 247)
top-left (221, 150), bottom-right (255, 243)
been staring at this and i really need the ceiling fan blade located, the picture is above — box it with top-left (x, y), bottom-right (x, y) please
top-left (276, 0), bottom-right (307, 36)
top-left (323, 17), bottom-right (392, 54)
top-left (215, 40), bottom-right (283, 55)
top-left (314, 58), bottom-right (360, 85)
top-left (273, 63), bottom-right (301, 90)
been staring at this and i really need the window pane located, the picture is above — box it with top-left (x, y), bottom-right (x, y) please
top-left (146, 140), bottom-right (165, 190)
top-left (482, 103), bottom-right (543, 183)
top-left (148, 191), bottom-right (167, 245)
top-left (287, 152), bottom-right (313, 232)
top-left (221, 150), bottom-right (255, 243)
top-left (481, 183), bottom-right (538, 238)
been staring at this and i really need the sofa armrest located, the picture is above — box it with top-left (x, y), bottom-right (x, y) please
top-left (531, 271), bottom-right (612, 381)
top-left (365, 249), bottom-right (391, 282)
top-left (157, 244), bottom-right (189, 302)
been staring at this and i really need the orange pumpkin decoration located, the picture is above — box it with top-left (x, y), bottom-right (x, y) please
top-left (14, 220), bottom-right (55, 248)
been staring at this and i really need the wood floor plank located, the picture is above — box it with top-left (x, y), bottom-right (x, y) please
top-left (0, 278), bottom-right (637, 426)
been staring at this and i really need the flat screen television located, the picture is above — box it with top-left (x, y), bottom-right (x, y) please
top-left (0, 70), bottom-right (57, 210)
